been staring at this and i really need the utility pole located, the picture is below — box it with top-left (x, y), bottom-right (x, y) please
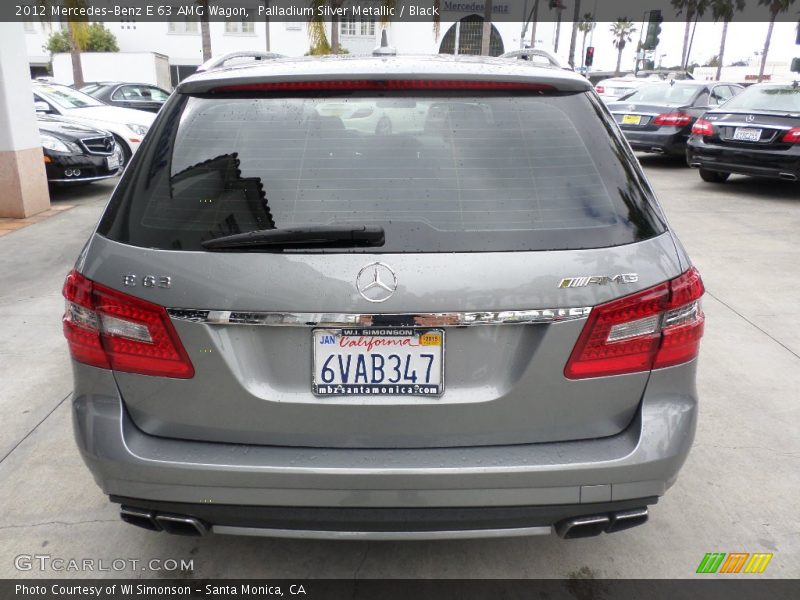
top-left (567, 0), bottom-right (582, 68)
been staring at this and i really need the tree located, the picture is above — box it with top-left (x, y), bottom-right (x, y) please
top-left (567, 0), bottom-right (582, 68)
top-left (480, 0), bottom-right (493, 56)
top-left (610, 18), bottom-right (637, 76)
top-left (198, 0), bottom-right (212, 62)
top-left (44, 23), bottom-right (119, 54)
top-left (672, 0), bottom-right (709, 69)
top-left (757, 0), bottom-right (796, 82)
top-left (529, 0), bottom-right (540, 48)
top-left (704, 54), bottom-right (720, 67)
top-left (577, 12), bottom-right (595, 69)
top-left (710, 0), bottom-right (745, 80)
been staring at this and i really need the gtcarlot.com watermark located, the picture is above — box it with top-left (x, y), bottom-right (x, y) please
top-left (15, 554), bottom-right (193, 573)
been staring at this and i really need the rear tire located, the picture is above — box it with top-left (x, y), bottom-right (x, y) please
top-left (699, 169), bottom-right (730, 183)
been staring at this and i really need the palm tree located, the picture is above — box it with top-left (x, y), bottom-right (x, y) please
top-left (757, 0), bottom-right (797, 82)
top-left (529, 0), bottom-right (540, 48)
top-left (198, 0), bottom-right (212, 62)
top-left (610, 18), bottom-right (637, 76)
top-left (567, 0), bottom-right (582, 68)
top-left (480, 0), bottom-right (493, 55)
top-left (672, 0), bottom-right (709, 69)
top-left (710, 0), bottom-right (745, 81)
top-left (577, 12), bottom-right (595, 69)
top-left (37, 0), bottom-right (89, 87)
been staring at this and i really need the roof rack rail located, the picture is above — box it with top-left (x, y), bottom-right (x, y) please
top-left (500, 49), bottom-right (564, 69)
top-left (197, 51), bottom-right (284, 73)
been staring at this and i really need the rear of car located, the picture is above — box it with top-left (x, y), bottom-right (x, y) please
top-left (608, 82), bottom-right (742, 156)
top-left (594, 76), bottom-right (650, 102)
top-left (64, 56), bottom-right (704, 540)
top-left (687, 83), bottom-right (800, 182)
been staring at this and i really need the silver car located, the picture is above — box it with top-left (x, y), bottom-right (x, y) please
top-left (63, 54), bottom-right (705, 540)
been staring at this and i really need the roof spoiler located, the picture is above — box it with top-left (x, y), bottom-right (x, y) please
top-left (197, 51), bottom-right (284, 73)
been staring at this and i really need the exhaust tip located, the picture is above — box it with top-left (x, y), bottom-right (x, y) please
top-left (555, 515), bottom-right (611, 539)
top-left (779, 172), bottom-right (798, 182)
top-left (154, 513), bottom-right (208, 536)
top-left (606, 507), bottom-right (648, 534)
top-left (689, 162), bottom-right (702, 168)
top-left (120, 507), bottom-right (161, 532)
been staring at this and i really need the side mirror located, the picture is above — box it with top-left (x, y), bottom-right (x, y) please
top-left (34, 101), bottom-right (51, 113)
top-left (791, 58), bottom-right (800, 73)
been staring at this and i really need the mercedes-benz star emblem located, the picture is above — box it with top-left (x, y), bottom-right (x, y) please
top-left (746, 115), bottom-right (755, 122)
top-left (356, 262), bottom-right (397, 303)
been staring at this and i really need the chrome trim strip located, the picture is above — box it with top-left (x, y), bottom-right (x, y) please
top-left (47, 173), bottom-right (119, 183)
top-left (167, 307), bottom-right (592, 327)
top-left (714, 122), bottom-right (793, 130)
top-left (213, 525), bottom-right (552, 540)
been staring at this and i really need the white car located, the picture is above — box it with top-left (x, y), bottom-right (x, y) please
top-left (32, 82), bottom-right (155, 166)
top-left (594, 76), bottom-right (654, 102)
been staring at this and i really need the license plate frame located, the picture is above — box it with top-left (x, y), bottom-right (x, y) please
top-left (622, 114), bottom-right (642, 125)
top-left (106, 154), bottom-right (121, 170)
top-left (312, 327), bottom-right (445, 397)
top-left (733, 127), bottom-right (762, 142)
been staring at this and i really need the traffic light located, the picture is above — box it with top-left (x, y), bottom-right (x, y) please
top-left (585, 46), bottom-right (595, 67)
top-left (643, 10), bottom-right (663, 51)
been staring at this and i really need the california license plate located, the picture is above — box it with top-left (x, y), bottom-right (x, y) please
top-left (312, 328), bottom-right (444, 396)
top-left (622, 114), bottom-right (642, 125)
top-left (106, 154), bottom-right (120, 170)
top-left (733, 127), bottom-right (762, 142)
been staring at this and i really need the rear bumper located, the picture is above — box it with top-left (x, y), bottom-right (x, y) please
top-left (72, 360), bottom-right (697, 536)
top-left (687, 139), bottom-right (800, 180)
top-left (623, 129), bottom-right (689, 155)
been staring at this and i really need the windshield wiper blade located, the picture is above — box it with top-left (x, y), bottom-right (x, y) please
top-left (202, 225), bottom-right (385, 251)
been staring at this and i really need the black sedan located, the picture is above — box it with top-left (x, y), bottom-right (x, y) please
top-left (608, 81), bottom-right (744, 156)
top-left (38, 115), bottom-right (123, 184)
top-left (80, 82), bottom-right (170, 113)
top-left (687, 83), bottom-right (800, 183)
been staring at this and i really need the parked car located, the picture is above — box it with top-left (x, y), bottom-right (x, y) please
top-left (38, 115), bottom-right (123, 184)
top-left (608, 81), bottom-right (744, 156)
top-left (32, 82), bottom-right (155, 166)
top-left (64, 54), bottom-right (705, 540)
top-left (80, 82), bottom-right (171, 113)
top-left (594, 75), bottom-right (655, 102)
top-left (687, 82), bottom-right (800, 183)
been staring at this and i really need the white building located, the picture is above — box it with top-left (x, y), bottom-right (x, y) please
top-left (24, 14), bottom-right (541, 88)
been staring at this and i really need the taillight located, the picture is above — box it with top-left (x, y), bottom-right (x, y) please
top-left (62, 270), bottom-right (194, 378)
top-left (653, 112), bottom-right (694, 127)
top-left (691, 119), bottom-right (715, 136)
top-left (565, 268), bottom-right (705, 379)
top-left (595, 85), bottom-right (605, 94)
top-left (211, 80), bottom-right (556, 93)
top-left (781, 128), bottom-right (800, 144)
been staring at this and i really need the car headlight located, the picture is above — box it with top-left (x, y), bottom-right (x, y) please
top-left (126, 123), bottom-right (149, 137)
top-left (40, 134), bottom-right (70, 153)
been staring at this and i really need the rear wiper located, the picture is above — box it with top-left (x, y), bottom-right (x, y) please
top-left (202, 225), bottom-right (385, 251)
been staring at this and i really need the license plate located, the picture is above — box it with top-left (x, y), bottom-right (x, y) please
top-left (733, 127), bottom-right (762, 142)
top-left (106, 154), bottom-right (120, 170)
top-left (622, 114), bottom-right (642, 125)
top-left (312, 328), bottom-right (444, 397)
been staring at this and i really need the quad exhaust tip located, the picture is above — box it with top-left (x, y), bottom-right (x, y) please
top-left (120, 507), bottom-right (208, 536)
top-left (555, 507), bottom-right (648, 539)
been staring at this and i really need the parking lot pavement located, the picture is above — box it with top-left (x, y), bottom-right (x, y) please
top-left (0, 167), bottom-right (798, 580)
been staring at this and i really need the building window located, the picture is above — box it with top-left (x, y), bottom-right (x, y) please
top-left (168, 19), bottom-right (199, 34)
top-left (340, 17), bottom-right (375, 37)
top-left (224, 20), bottom-right (255, 35)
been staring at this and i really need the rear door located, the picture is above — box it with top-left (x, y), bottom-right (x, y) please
top-left (86, 85), bottom-right (680, 449)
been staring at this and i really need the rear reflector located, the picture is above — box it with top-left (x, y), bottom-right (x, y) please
top-left (210, 80), bottom-right (557, 93)
top-left (565, 267), bottom-right (705, 379)
top-left (654, 112), bottom-right (694, 127)
top-left (781, 128), bottom-right (800, 144)
top-left (62, 270), bottom-right (194, 378)
top-left (595, 85), bottom-right (605, 94)
top-left (691, 119), bottom-right (714, 136)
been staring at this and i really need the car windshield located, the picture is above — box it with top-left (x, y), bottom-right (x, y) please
top-left (99, 91), bottom-right (664, 253)
top-left (622, 83), bottom-right (699, 105)
top-left (35, 84), bottom-right (104, 109)
top-left (718, 85), bottom-right (800, 113)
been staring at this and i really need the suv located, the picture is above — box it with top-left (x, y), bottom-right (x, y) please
top-left (64, 55), bottom-right (704, 540)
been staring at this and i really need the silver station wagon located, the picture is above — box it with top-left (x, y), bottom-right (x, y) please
top-left (64, 51), bottom-right (704, 540)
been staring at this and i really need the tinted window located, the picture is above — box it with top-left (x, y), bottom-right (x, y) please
top-left (113, 85), bottom-right (170, 102)
top-left (34, 84), bottom-right (103, 109)
top-left (623, 83), bottom-right (702, 105)
top-left (98, 91), bottom-right (664, 252)
top-left (719, 85), bottom-right (800, 113)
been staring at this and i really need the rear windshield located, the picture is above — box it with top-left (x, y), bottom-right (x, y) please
top-left (719, 86), bottom-right (800, 113)
top-left (622, 83), bottom-right (700, 105)
top-left (98, 90), bottom-right (664, 252)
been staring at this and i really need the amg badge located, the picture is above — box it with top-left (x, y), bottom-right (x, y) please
top-left (558, 274), bottom-right (639, 288)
